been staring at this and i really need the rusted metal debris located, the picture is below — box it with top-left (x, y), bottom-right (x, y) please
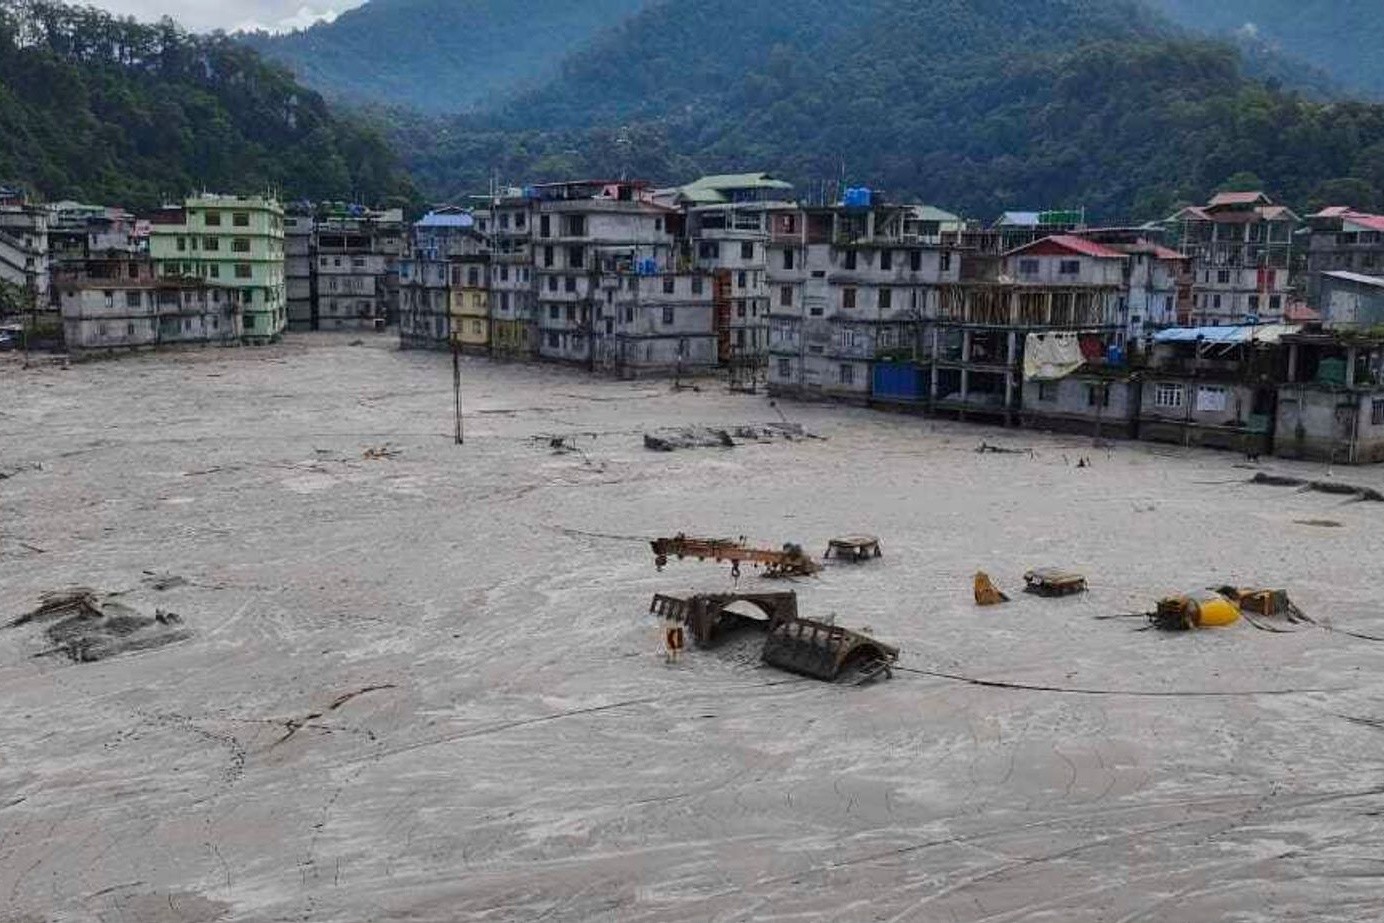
top-left (973, 572), bottom-right (1010, 606)
top-left (1214, 587), bottom-right (1310, 622)
top-left (1023, 568), bottom-right (1088, 597)
top-left (649, 591), bottom-right (897, 683)
top-left (824, 535), bottom-right (882, 563)
top-left (651, 534), bottom-right (819, 579)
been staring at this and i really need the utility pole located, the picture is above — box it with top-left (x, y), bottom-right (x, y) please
top-left (452, 340), bottom-right (464, 445)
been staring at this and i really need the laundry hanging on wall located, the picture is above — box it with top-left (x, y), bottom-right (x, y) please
top-left (1023, 332), bottom-right (1084, 381)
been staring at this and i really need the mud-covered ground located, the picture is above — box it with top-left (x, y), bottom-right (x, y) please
top-left (4, 333), bottom-right (1384, 922)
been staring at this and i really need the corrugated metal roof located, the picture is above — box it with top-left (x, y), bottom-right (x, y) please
top-left (1323, 270), bottom-right (1384, 289)
top-left (1343, 213), bottom-right (1384, 233)
top-left (1208, 191), bottom-right (1270, 207)
top-left (415, 211), bottom-right (474, 228)
top-left (1154, 324), bottom-right (1300, 344)
top-left (684, 172), bottom-right (793, 191)
top-left (1006, 234), bottom-right (1127, 259)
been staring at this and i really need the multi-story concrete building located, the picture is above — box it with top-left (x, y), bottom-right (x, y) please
top-left (529, 180), bottom-right (690, 369)
top-left (0, 187), bottom-right (50, 314)
top-left (482, 191), bottom-right (537, 359)
top-left (284, 210), bottom-right (314, 330)
top-left (1305, 207), bottom-right (1384, 302)
top-left (397, 257), bottom-right (451, 350)
top-left (1166, 191), bottom-right (1299, 326)
top-left (148, 194), bottom-right (286, 342)
top-left (766, 198), bottom-right (959, 402)
top-left (56, 255), bottom-right (242, 355)
top-left (450, 253), bottom-right (490, 353)
top-left (46, 201), bottom-right (138, 271)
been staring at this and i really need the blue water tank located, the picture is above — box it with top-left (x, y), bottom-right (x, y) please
top-left (843, 187), bottom-right (873, 208)
top-left (1106, 344), bottom-right (1124, 366)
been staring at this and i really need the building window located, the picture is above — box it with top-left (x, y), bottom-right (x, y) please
top-left (663, 277), bottom-right (675, 294)
top-left (549, 305), bottom-right (559, 320)
top-left (1154, 383), bottom-right (1184, 409)
top-left (565, 276), bottom-right (577, 293)
top-left (737, 271), bottom-right (747, 289)
top-left (783, 249), bottom-right (794, 270)
top-left (880, 250), bottom-right (892, 271)
top-left (940, 251), bottom-right (952, 272)
top-left (500, 265), bottom-right (509, 282)
top-left (543, 246), bottom-right (554, 268)
top-left (741, 242), bottom-right (754, 260)
top-left (1269, 295), bottom-right (1282, 311)
top-left (691, 276), bottom-right (703, 295)
top-left (1249, 295), bottom-right (1260, 312)
top-left (566, 304), bottom-right (576, 321)
top-left (662, 306), bottom-right (675, 325)
top-left (232, 212), bottom-right (249, 227)
top-left (1217, 270), bottom-right (1230, 285)
top-left (844, 251), bottom-right (857, 271)
top-left (125, 291), bottom-right (141, 308)
top-left (468, 268), bottom-right (480, 287)
top-left (1019, 258), bottom-right (1039, 275)
top-left (699, 241), bottom-right (719, 260)
top-left (568, 246), bottom-right (584, 269)
top-left (1213, 295), bottom-right (1222, 310)
top-left (209, 265), bottom-right (219, 279)
top-left (233, 238), bottom-right (251, 253)
top-left (235, 264), bottom-right (252, 279)
top-left (1059, 260), bottom-right (1080, 276)
top-left (780, 285), bottom-right (793, 307)
top-left (245, 315), bottom-right (255, 330)
top-left (910, 251), bottom-right (923, 272)
top-left (126, 323), bottom-right (135, 336)
top-left (842, 287), bottom-right (857, 310)
top-left (547, 331), bottom-right (559, 348)
top-left (1196, 385), bottom-right (1228, 413)
top-left (1038, 381), bottom-right (1057, 402)
top-left (547, 276), bottom-right (558, 292)
top-left (879, 288), bottom-right (892, 310)
top-left (839, 364), bottom-right (855, 386)
top-left (1373, 399), bottom-right (1384, 426)
top-left (204, 237), bottom-right (219, 251)
top-left (736, 300), bottom-right (746, 318)
top-left (1087, 383), bottom-right (1110, 407)
top-left (778, 358), bottom-right (791, 379)
top-left (205, 211), bottom-right (221, 227)
top-left (176, 237), bottom-right (186, 252)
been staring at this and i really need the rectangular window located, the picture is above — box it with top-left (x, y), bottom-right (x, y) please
top-left (1059, 260), bottom-right (1080, 275)
top-left (176, 237), bottom-right (186, 252)
top-left (232, 238), bottom-right (251, 253)
top-left (839, 364), bottom-right (855, 386)
top-left (204, 237), bottom-right (219, 251)
top-left (691, 276), bottom-right (703, 295)
top-left (244, 315), bottom-right (255, 330)
top-left (1213, 295), bottom-right (1222, 310)
top-left (565, 276), bottom-right (576, 293)
top-left (205, 211), bottom-right (221, 227)
top-left (566, 304), bottom-right (576, 321)
top-left (1019, 258), bottom-right (1039, 275)
top-left (778, 358), bottom-right (791, 379)
top-left (940, 251), bottom-right (952, 272)
top-left (1155, 383), bottom-right (1184, 409)
top-left (910, 251), bottom-right (922, 272)
top-left (500, 265), bottom-right (509, 282)
top-left (547, 331), bottom-right (559, 348)
top-left (880, 250), bottom-right (892, 271)
top-left (549, 305), bottom-right (559, 320)
top-left (568, 246), bottom-right (584, 269)
top-left (663, 277), bottom-right (675, 294)
top-left (783, 249), bottom-right (794, 270)
top-left (741, 242), bottom-right (754, 260)
top-left (540, 215), bottom-right (551, 238)
top-left (844, 251), bottom-right (857, 271)
top-left (699, 241), bottom-right (720, 260)
top-left (125, 291), bottom-right (141, 308)
top-left (1087, 383), bottom-right (1110, 407)
top-left (842, 287), bottom-right (857, 310)
top-left (737, 271), bottom-right (747, 289)
top-left (780, 285), bottom-right (793, 307)
top-left (234, 264), bottom-right (252, 279)
top-left (879, 288), bottom-right (892, 310)
top-left (547, 276), bottom-right (558, 292)
top-left (1373, 399), bottom-right (1384, 426)
top-left (736, 300), bottom-right (746, 318)
top-left (232, 212), bottom-right (249, 227)
top-left (209, 264), bottom-right (219, 279)
top-left (468, 268), bottom-right (480, 287)
top-left (662, 306), bottom-right (675, 325)
top-left (543, 246), bottom-right (554, 268)
top-left (1217, 270), bottom-right (1231, 285)
top-left (1038, 381), bottom-right (1057, 402)
top-left (1196, 385), bottom-right (1227, 413)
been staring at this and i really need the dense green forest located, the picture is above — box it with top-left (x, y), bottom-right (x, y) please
top-left (1148, 0), bottom-right (1384, 96)
top-left (384, 0), bottom-right (1384, 221)
top-left (0, 0), bottom-right (416, 209)
top-left (243, 0), bottom-right (653, 114)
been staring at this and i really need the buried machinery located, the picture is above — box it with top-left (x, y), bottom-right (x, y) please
top-left (648, 591), bottom-right (897, 684)
top-left (651, 534), bottom-right (819, 579)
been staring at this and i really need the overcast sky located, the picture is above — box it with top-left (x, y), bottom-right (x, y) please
top-left (85, 0), bottom-right (367, 33)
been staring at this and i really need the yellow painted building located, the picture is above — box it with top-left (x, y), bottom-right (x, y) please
top-left (449, 257), bottom-right (489, 353)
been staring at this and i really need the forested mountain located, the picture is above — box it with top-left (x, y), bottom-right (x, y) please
top-left (386, 0), bottom-right (1384, 220)
top-left (243, 0), bottom-right (654, 114)
top-left (1148, 0), bottom-right (1384, 97)
top-left (0, 0), bottom-right (416, 209)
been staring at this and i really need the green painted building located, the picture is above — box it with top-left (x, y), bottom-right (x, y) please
top-left (149, 195), bottom-right (286, 340)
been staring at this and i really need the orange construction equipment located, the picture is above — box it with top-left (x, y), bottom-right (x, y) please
top-left (651, 534), bottom-right (819, 579)
top-left (974, 572), bottom-right (1010, 606)
top-left (1151, 592), bottom-right (1241, 631)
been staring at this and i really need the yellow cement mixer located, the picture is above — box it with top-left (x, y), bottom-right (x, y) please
top-left (1151, 591), bottom-right (1241, 631)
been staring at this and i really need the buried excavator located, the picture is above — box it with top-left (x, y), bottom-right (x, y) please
top-left (650, 534), bottom-right (819, 579)
top-left (648, 591), bottom-right (897, 683)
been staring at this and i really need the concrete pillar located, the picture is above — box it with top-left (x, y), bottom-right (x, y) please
top-left (1007, 329), bottom-right (1018, 367)
top-left (1347, 347), bottom-right (1358, 387)
top-left (1004, 371), bottom-right (1014, 417)
top-left (962, 329), bottom-right (973, 363)
top-left (1287, 342), bottom-right (1298, 383)
top-left (961, 368), bottom-right (970, 405)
